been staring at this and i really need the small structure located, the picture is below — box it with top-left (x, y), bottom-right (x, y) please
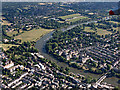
top-left (4, 60), bottom-right (14, 69)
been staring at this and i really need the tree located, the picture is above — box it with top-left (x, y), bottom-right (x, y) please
top-left (65, 67), bottom-right (70, 72)
top-left (23, 41), bottom-right (31, 47)
top-left (52, 42), bottom-right (58, 49)
top-left (24, 52), bottom-right (32, 57)
top-left (107, 64), bottom-right (111, 70)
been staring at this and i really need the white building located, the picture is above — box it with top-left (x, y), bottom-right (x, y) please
top-left (39, 63), bottom-right (46, 70)
top-left (4, 60), bottom-right (14, 69)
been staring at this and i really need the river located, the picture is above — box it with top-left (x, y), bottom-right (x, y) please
top-left (35, 18), bottom-right (120, 87)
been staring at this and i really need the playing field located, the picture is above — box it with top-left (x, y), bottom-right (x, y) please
top-left (14, 27), bottom-right (53, 42)
top-left (58, 14), bottom-right (81, 20)
top-left (58, 21), bottom-right (65, 23)
top-left (83, 27), bottom-right (112, 36)
top-left (59, 14), bottom-right (88, 23)
top-left (67, 16), bottom-right (88, 22)
top-left (96, 28), bottom-right (112, 36)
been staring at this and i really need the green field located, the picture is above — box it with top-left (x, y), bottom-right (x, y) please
top-left (59, 14), bottom-right (81, 20)
top-left (67, 16), bottom-right (88, 22)
top-left (7, 29), bottom-right (24, 37)
top-left (84, 27), bottom-right (95, 32)
top-left (1, 44), bottom-right (19, 51)
top-left (14, 27), bottom-right (53, 42)
top-left (7, 31), bottom-right (18, 37)
top-left (58, 21), bottom-right (65, 23)
top-left (113, 27), bottom-right (119, 31)
top-left (58, 14), bottom-right (88, 23)
top-left (108, 21), bottom-right (118, 24)
top-left (83, 27), bottom-right (112, 36)
top-left (23, 7), bottom-right (29, 10)
top-left (97, 28), bottom-right (112, 36)
top-left (2, 17), bottom-right (12, 26)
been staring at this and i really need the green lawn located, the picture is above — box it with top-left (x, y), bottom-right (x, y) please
top-left (7, 31), bottom-right (18, 37)
top-left (58, 14), bottom-right (88, 23)
top-left (23, 7), bottom-right (29, 10)
top-left (97, 28), bottom-right (112, 36)
top-left (14, 27), bottom-right (53, 42)
top-left (1, 44), bottom-right (19, 51)
top-left (2, 17), bottom-right (12, 26)
top-left (84, 27), bottom-right (95, 32)
top-left (67, 16), bottom-right (88, 22)
top-left (83, 27), bottom-right (112, 36)
top-left (108, 21), bottom-right (118, 24)
top-left (59, 14), bottom-right (81, 20)
top-left (113, 27), bottom-right (119, 31)
top-left (58, 21), bottom-right (65, 23)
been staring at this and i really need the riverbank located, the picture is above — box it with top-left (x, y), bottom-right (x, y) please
top-left (35, 17), bottom-right (120, 87)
